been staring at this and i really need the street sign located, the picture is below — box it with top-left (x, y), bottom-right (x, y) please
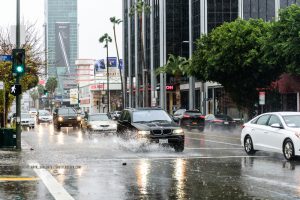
top-left (0, 81), bottom-right (4, 90)
top-left (10, 84), bottom-right (22, 96)
top-left (0, 55), bottom-right (12, 61)
top-left (259, 91), bottom-right (265, 105)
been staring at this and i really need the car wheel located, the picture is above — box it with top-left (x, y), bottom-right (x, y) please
top-left (283, 139), bottom-right (295, 161)
top-left (244, 136), bottom-right (256, 155)
top-left (174, 142), bottom-right (184, 152)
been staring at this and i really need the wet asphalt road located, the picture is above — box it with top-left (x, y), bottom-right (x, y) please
top-left (1, 124), bottom-right (300, 199)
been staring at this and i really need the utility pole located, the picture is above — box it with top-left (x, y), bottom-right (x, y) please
top-left (16, 0), bottom-right (21, 150)
top-left (106, 43), bottom-right (110, 113)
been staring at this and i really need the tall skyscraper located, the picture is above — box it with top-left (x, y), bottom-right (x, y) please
top-left (45, 0), bottom-right (78, 100)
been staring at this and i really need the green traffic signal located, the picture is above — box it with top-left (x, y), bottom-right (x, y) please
top-left (12, 49), bottom-right (25, 76)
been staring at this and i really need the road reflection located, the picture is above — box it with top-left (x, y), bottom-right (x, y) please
top-left (136, 159), bottom-right (150, 195)
top-left (174, 158), bottom-right (186, 199)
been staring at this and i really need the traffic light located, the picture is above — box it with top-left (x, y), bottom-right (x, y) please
top-left (12, 49), bottom-right (25, 76)
top-left (43, 89), bottom-right (48, 96)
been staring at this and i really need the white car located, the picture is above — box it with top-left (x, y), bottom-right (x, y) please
top-left (37, 110), bottom-right (53, 124)
top-left (29, 109), bottom-right (38, 117)
top-left (21, 113), bottom-right (35, 129)
top-left (241, 112), bottom-right (300, 160)
top-left (81, 113), bottom-right (117, 134)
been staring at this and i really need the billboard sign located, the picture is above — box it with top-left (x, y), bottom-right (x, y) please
top-left (108, 57), bottom-right (117, 67)
top-left (70, 88), bottom-right (78, 105)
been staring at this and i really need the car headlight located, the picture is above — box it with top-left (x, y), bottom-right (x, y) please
top-left (111, 124), bottom-right (117, 128)
top-left (77, 116), bottom-right (82, 121)
top-left (91, 125), bottom-right (98, 129)
top-left (138, 130), bottom-right (151, 135)
top-left (173, 128), bottom-right (184, 135)
top-left (58, 116), bottom-right (64, 122)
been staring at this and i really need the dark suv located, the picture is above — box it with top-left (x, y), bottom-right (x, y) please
top-left (53, 107), bottom-right (81, 130)
top-left (117, 108), bottom-right (185, 152)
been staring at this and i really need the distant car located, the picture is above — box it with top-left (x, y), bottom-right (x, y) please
top-left (81, 113), bottom-right (117, 134)
top-left (20, 113), bottom-right (35, 129)
top-left (112, 111), bottom-right (122, 119)
top-left (172, 109), bottom-right (186, 123)
top-left (179, 110), bottom-right (205, 131)
top-left (241, 112), bottom-right (300, 161)
top-left (205, 114), bottom-right (236, 131)
top-left (29, 109), bottom-right (38, 117)
top-left (53, 107), bottom-right (81, 130)
top-left (37, 110), bottom-right (53, 124)
top-left (117, 108), bottom-right (185, 152)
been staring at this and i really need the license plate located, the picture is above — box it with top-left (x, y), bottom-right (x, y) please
top-left (159, 139), bottom-right (168, 144)
top-left (69, 124), bottom-right (72, 126)
top-left (224, 122), bottom-right (229, 125)
top-left (192, 122), bottom-right (197, 125)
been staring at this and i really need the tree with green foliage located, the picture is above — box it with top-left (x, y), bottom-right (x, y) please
top-left (37, 84), bottom-right (45, 97)
top-left (157, 54), bottom-right (189, 109)
top-left (265, 4), bottom-right (300, 74)
top-left (0, 23), bottom-right (44, 125)
top-left (191, 19), bottom-right (285, 115)
top-left (45, 77), bottom-right (57, 97)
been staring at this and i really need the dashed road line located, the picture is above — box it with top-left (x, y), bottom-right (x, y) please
top-left (186, 136), bottom-right (242, 147)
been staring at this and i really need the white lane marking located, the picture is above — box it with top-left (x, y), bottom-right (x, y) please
top-left (186, 147), bottom-right (243, 150)
top-left (92, 155), bottom-right (268, 161)
top-left (186, 132), bottom-right (240, 140)
top-left (28, 161), bottom-right (74, 200)
top-left (186, 137), bottom-right (242, 147)
top-left (244, 175), bottom-right (299, 190)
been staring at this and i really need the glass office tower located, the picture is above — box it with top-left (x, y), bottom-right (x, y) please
top-left (45, 0), bottom-right (78, 100)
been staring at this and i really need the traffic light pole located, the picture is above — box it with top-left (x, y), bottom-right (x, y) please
top-left (16, 0), bottom-right (21, 150)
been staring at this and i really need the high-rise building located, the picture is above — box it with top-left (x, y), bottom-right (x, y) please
top-left (45, 0), bottom-right (78, 101)
top-left (123, 0), bottom-right (300, 115)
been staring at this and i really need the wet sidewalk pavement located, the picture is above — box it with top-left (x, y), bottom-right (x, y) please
top-left (0, 142), bottom-right (54, 200)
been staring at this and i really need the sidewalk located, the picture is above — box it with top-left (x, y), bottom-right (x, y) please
top-left (0, 140), bottom-right (54, 200)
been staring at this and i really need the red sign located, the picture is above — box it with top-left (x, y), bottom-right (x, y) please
top-left (80, 99), bottom-right (90, 104)
top-left (90, 84), bottom-right (104, 90)
top-left (166, 85), bottom-right (174, 90)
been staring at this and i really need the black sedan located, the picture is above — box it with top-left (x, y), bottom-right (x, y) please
top-left (179, 110), bottom-right (205, 131)
top-left (205, 114), bottom-right (236, 131)
top-left (117, 108), bottom-right (185, 152)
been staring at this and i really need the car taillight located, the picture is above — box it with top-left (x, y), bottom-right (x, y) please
top-left (212, 119), bottom-right (224, 123)
top-left (183, 114), bottom-right (190, 118)
top-left (241, 124), bottom-right (245, 129)
top-left (199, 115), bottom-right (205, 119)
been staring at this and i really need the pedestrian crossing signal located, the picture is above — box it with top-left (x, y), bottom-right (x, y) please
top-left (10, 84), bottom-right (22, 96)
top-left (12, 49), bottom-right (25, 76)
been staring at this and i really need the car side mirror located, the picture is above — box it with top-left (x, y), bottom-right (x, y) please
top-left (271, 123), bottom-right (283, 129)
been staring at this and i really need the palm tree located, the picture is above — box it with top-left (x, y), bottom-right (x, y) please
top-left (99, 33), bottom-right (112, 112)
top-left (130, 0), bottom-right (151, 107)
top-left (46, 77), bottom-right (57, 110)
top-left (157, 54), bottom-right (190, 110)
top-left (110, 17), bottom-right (124, 109)
top-left (29, 89), bottom-right (39, 108)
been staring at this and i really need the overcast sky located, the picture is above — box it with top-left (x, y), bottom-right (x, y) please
top-left (0, 0), bottom-right (123, 59)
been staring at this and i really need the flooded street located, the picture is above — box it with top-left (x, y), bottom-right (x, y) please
top-left (1, 124), bottom-right (300, 199)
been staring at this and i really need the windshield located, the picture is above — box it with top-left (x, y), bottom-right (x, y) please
top-left (89, 114), bottom-right (110, 121)
top-left (174, 109), bottom-right (185, 115)
top-left (58, 108), bottom-right (76, 115)
top-left (132, 110), bottom-right (172, 123)
top-left (21, 113), bottom-right (31, 118)
top-left (39, 110), bottom-right (50, 116)
top-left (282, 115), bottom-right (300, 128)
